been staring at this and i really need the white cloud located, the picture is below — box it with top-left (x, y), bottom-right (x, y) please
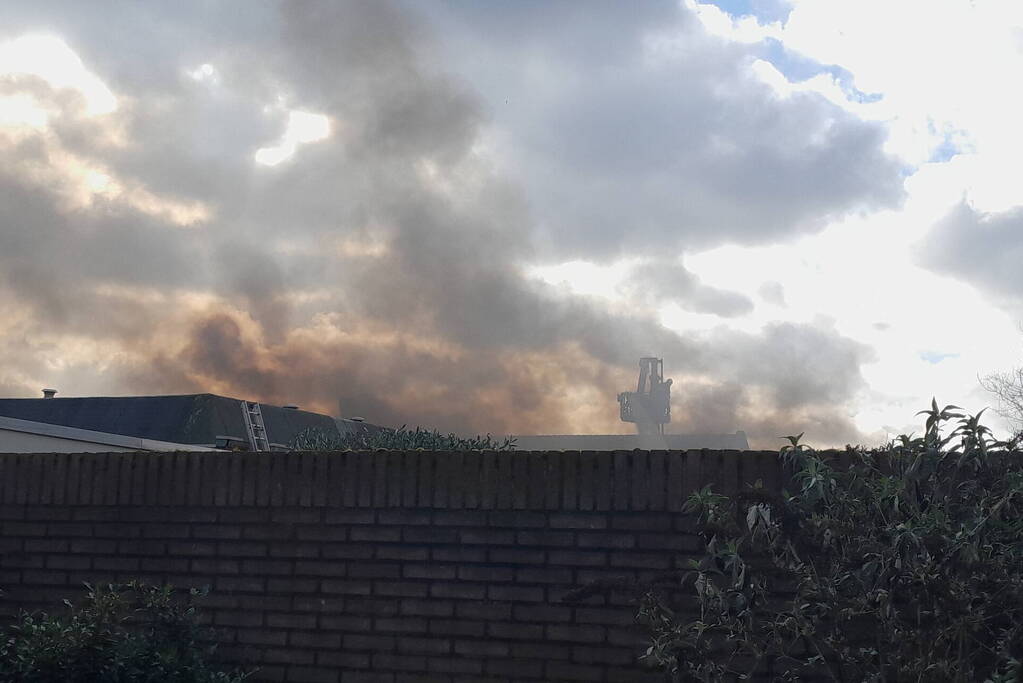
top-left (255, 109), bottom-right (331, 166)
top-left (0, 34), bottom-right (116, 115)
top-left (684, 0), bottom-right (783, 44)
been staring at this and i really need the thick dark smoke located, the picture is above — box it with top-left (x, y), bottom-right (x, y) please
top-left (0, 0), bottom-right (901, 447)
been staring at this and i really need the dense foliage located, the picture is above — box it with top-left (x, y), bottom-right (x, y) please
top-left (639, 401), bottom-right (1023, 682)
top-left (0, 582), bottom-right (249, 683)
top-left (290, 425), bottom-right (517, 451)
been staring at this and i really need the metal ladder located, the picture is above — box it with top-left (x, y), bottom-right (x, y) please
top-left (241, 401), bottom-right (270, 452)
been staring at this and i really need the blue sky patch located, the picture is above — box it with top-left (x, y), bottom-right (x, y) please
top-left (919, 351), bottom-right (961, 364)
top-left (705, 0), bottom-right (792, 24)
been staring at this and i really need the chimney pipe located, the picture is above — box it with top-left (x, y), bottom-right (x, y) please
top-left (42, 388), bottom-right (57, 399)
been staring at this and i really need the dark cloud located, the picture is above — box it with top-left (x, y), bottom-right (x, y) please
top-left (412, 0), bottom-right (905, 261)
top-left (918, 201), bottom-right (1023, 309)
top-left (621, 260), bottom-right (754, 317)
top-left (758, 281), bottom-right (786, 306)
top-left (0, 0), bottom-right (886, 448)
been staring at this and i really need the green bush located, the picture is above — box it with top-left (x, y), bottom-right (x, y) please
top-left (0, 582), bottom-right (250, 683)
top-left (290, 425), bottom-right (516, 451)
top-left (637, 401), bottom-right (1023, 682)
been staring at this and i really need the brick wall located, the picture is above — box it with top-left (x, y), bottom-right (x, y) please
top-left (0, 449), bottom-right (784, 683)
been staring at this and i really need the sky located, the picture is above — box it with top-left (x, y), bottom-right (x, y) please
top-left (1, 0), bottom-right (1022, 448)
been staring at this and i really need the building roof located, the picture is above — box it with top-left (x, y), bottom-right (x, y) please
top-left (0, 394), bottom-right (345, 448)
top-left (0, 415), bottom-right (220, 452)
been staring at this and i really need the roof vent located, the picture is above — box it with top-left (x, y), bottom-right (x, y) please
top-left (283, 405), bottom-right (299, 410)
top-left (350, 416), bottom-right (365, 422)
top-left (42, 388), bottom-right (57, 399)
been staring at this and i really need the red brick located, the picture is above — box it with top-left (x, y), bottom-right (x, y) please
top-left (241, 559), bottom-right (293, 575)
top-left (403, 564), bottom-right (455, 580)
top-left (218, 541), bottom-right (267, 557)
top-left (345, 597), bottom-right (399, 616)
top-left (611, 514), bottom-right (672, 531)
top-left (488, 548), bottom-right (545, 564)
top-left (427, 619), bottom-right (485, 637)
top-left (609, 552), bottom-right (671, 569)
top-left (549, 513), bottom-right (606, 529)
top-left (45, 555), bottom-right (90, 570)
top-left (372, 654), bottom-right (427, 672)
top-left (286, 667), bottom-right (338, 683)
top-left (317, 652), bottom-right (371, 668)
top-left (376, 546), bottom-right (429, 562)
top-left (400, 599), bottom-right (454, 617)
top-left (548, 624), bottom-right (606, 643)
top-left (322, 579), bottom-right (371, 595)
top-left (267, 613), bottom-right (316, 629)
top-left (549, 550), bottom-right (607, 566)
top-left (323, 543), bottom-right (374, 560)
top-left (237, 629), bottom-right (287, 646)
top-left (546, 661), bottom-right (605, 681)
top-left (578, 532), bottom-right (636, 549)
top-left (515, 567), bottom-right (573, 584)
top-left (69, 539), bottom-right (117, 554)
top-left (346, 634), bottom-right (397, 651)
top-left (426, 657), bottom-right (483, 675)
top-left (94, 557), bottom-right (140, 572)
top-left (46, 523), bottom-right (94, 537)
top-left (488, 622), bottom-right (543, 640)
top-left (572, 645), bottom-right (634, 665)
top-left (290, 631), bottom-right (342, 648)
top-left (453, 639), bottom-right (509, 658)
top-left (487, 585), bottom-right (544, 602)
top-left (486, 658), bottom-right (544, 678)
top-left (487, 511), bottom-right (547, 528)
top-left (168, 541), bottom-right (218, 556)
top-left (398, 637), bottom-right (451, 655)
top-left (432, 511), bottom-right (486, 526)
top-left (374, 581), bottom-right (428, 598)
top-left (325, 510), bottom-right (375, 525)
top-left (350, 527), bottom-right (401, 543)
top-left (375, 617), bottom-right (428, 634)
top-left (348, 562), bottom-right (400, 579)
top-left (430, 583), bottom-right (485, 600)
top-left (513, 604), bottom-right (572, 622)
top-left (267, 578), bottom-right (319, 593)
top-left (458, 529), bottom-right (515, 545)
top-left (269, 542), bottom-right (322, 558)
top-left (192, 558), bottom-right (240, 574)
top-left (457, 566), bottom-right (514, 582)
top-left (431, 547), bottom-right (486, 563)
top-left (455, 603), bottom-right (511, 621)
top-left (216, 611), bottom-right (263, 628)
top-left (339, 673), bottom-right (393, 683)
top-left (192, 525), bottom-right (242, 539)
top-left (262, 648), bottom-right (315, 665)
top-left (321, 615), bottom-right (373, 631)
top-left (271, 509), bottom-right (321, 524)
top-left (25, 539), bottom-right (68, 553)
top-left (295, 560), bottom-right (347, 577)
top-left (402, 528), bottom-right (457, 544)
top-left (377, 510), bottom-right (432, 526)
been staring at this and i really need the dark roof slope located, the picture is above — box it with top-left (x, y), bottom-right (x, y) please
top-left (0, 394), bottom-right (342, 447)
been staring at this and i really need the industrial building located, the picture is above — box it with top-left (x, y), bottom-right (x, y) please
top-left (511, 357), bottom-right (750, 450)
top-left (0, 392), bottom-right (378, 453)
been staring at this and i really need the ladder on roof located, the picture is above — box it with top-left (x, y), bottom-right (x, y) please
top-left (241, 401), bottom-right (270, 452)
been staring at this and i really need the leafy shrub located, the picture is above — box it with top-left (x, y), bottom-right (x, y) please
top-left (637, 401), bottom-right (1023, 681)
top-left (0, 581), bottom-right (250, 683)
top-left (290, 425), bottom-right (516, 451)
